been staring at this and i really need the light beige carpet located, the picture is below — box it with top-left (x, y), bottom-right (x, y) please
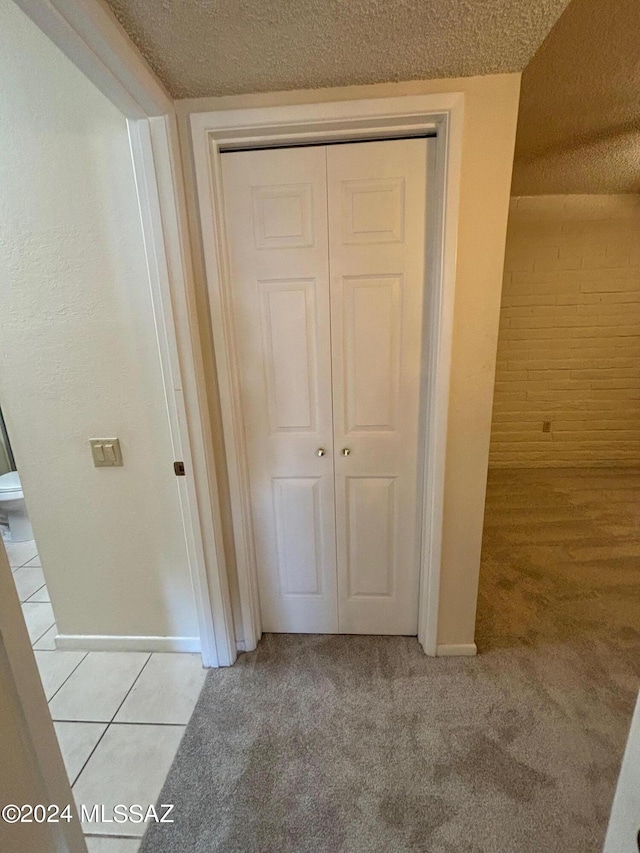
top-left (140, 468), bottom-right (640, 853)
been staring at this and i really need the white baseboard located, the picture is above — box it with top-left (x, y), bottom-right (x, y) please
top-left (436, 643), bottom-right (477, 657)
top-left (54, 634), bottom-right (201, 654)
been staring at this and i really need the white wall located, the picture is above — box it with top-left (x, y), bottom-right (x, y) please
top-left (0, 2), bottom-right (198, 644)
top-left (491, 195), bottom-right (640, 467)
top-left (178, 72), bottom-right (521, 648)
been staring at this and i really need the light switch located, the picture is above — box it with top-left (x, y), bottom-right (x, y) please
top-left (90, 438), bottom-right (123, 467)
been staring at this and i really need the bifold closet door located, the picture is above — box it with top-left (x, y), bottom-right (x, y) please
top-left (328, 139), bottom-right (428, 635)
top-left (221, 138), bottom-right (430, 636)
top-left (220, 146), bottom-right (338, 633)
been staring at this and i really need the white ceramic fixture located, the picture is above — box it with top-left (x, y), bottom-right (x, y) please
top-left (0, 471), bottom-right (34, 542)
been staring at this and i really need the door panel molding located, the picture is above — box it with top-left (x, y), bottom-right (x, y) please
top-left (259, 278), bottom-right (320, 433)
top-left (346, 476), bottom-right (396, 599)
top-left (343, 274), bottom-right (402, 434)
top-left (341, 177), bottom-right (405, 244)
top-left (191, 93), bottom-right (464, 655)
top-left (273, 477), bottom-right (324, 597)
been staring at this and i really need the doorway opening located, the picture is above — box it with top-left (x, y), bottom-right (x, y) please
top-left (190, 93), bottom-right (464, 655)
top-left (0, 407), bottom-right (54, 645)
top-left (220, 137), bottom-right (431, 636)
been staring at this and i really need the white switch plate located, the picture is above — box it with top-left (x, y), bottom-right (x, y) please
top-left (90, 438), bottom-right (123, 467)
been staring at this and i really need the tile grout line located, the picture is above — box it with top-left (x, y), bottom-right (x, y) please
top-left (68, 653), bottom-right (152, 793)
top-left (44, 652), bottom-right (89, 704)
top-left (51, 652), bottom-right (153, 728)
top-left (109, 652), bottom-right (154, 724)
top-left (71, 652), bottom-right (156, 848)
top-left (28, 615), bottom-right (57, 647)
top-left (23, 582), bottom-right (47, 604)
top-left (68, 722), bottom-right (110, 789)
top-left (19, 550), bottom-right (39, 569)
top-left (58, 654), bottom-right (190, 849)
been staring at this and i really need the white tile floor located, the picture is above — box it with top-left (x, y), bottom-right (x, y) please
top-left (6, 539), bottom-right (208, 850)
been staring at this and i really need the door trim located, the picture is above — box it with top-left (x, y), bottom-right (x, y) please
top-left (191, 93), bottom-right (464, 655)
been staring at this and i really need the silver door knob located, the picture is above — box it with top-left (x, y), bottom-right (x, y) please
top-left (316, 448), bottom-right (326, 457)
top-left (341, 448), bottom-right (351, 456)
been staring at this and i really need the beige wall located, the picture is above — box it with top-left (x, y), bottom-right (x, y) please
top-left (0, 2), bottom-right (198, 643)
top-left (177, 72), bottom-right (521, 648)
top-left (491, 195), bottom-right (640, 467)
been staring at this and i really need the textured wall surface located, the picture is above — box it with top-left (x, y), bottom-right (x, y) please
top-left (490, 195), bottom-right (640, 467)
top-left (104, 0), bottom-right (567, 98)
top-left (0, 3), bottom-right (198, 641)
top-left (513, 0), bottom-right (640, 194)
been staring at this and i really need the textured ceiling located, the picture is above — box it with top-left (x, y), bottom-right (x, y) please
top-left (104, 0), bottom-right (569, 99)
top-left (512, 0), bottom-right (640, 194)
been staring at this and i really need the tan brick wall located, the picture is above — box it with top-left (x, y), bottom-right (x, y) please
top-left (489, 195), bottom-right (640, 467)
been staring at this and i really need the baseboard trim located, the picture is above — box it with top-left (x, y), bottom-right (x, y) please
top-left (436, 643), bottom-right (477, 657)
top-left (54, 634), bottom-right (201, 654)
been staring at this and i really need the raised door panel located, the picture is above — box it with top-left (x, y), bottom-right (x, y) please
top-left (259, 280), bottom-right (318, 432)
top-left (343, 275), bottom-right (401, 433)
top-left (252, 183), bottom-right (314, 249)
top-left (346, 477), bottom-right (396, 597)
top-left (328, 138), bottom-right (431, 635)
top-left (341, 177), bottom-right (405, 244)
top-left (221, 147), bottom-right (337, 633)
top-left (273, 477), bottom-right (323, 596)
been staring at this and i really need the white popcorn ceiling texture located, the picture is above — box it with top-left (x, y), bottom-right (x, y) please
top-left (105, 0), bottom-right (638, 193)
top-left (513, 0), bottom-right (640, 194)
top-left (105, 0), bottom-right (569, 99)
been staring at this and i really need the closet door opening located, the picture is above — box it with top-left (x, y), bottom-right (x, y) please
top-left (221, 137), bottom-right (431, 635)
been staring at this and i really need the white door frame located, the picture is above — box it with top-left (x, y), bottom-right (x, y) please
top-left (14, 0), bottom-right (234, 667)
top-left (190, 94), bottom-right (463, 655)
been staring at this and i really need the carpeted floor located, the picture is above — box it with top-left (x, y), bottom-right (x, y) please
top-left (140, 468), bottom-right (640, 853)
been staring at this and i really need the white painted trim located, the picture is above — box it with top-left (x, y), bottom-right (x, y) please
top-left (191, 122), bottom-right (263, 652)
top-left (149, 115), bottom-right (239, 666)
top-left (0, 547), bottom-right (87, 853)
top-left (127, 118), bottom-right (236, 668)
top-left (55, 633), bottom-right (201, 653)
top-left (14, 0), bottom-right (172, 118)
top-left (190, 93), bottom-right (464, 655)
top-left (418, 96), bottom-right (463, 657)
top-left (436, 643), bottom-right (478, 657)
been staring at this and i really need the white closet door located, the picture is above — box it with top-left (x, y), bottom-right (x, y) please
top-left (327, 138), bottom-right (429, 635)
top-left (221, 147), bottom-right (338, 633)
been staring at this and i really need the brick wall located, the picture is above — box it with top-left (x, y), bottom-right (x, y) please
top-left (489, 195), bottom-right (640, 467)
